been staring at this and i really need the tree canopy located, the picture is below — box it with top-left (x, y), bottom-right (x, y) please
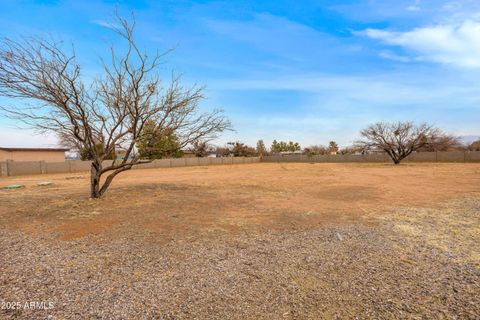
top-left (137, 120), bottom-right (184, 159)
top-left (271, 140), bottom-right (301, 153)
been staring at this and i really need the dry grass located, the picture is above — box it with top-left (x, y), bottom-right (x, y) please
top-left (1, 162), bottom-right (479, 240)
top-left (0, 163), bottom-right (479, 319)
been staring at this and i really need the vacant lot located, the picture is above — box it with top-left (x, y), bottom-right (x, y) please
top-left (1, 163), bottom-right (479, 319)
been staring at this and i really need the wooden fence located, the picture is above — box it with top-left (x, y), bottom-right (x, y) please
top-left (0, 157), bottom-right (261, 177)
top-left (1, 151), bottom-right (480, 177)
top-left (261, 151), bottom-right (480, 163)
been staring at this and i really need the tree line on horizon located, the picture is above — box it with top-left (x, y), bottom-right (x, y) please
top-left (106, 120), bottom-right (477, 165)
top-left (187, 121), bottom-right (479, 166)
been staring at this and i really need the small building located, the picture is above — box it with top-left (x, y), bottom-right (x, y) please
top-left (0, 147), bottom-right (69, 163)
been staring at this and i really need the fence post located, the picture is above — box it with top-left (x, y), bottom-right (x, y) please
top-left (6, 160), bottom-right (13, 176)
top-left (0, 161), bottom-right (7, 176)
top-left (39, 161), bottom-right (46, 174)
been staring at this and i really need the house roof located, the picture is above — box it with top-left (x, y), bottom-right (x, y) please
top-left (0, 147), bottom-right (69, 152)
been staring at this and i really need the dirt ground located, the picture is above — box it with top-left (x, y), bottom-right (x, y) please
top-left (0, 163), bottom-right (479, 319)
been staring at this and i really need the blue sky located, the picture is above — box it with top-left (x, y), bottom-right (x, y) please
top-left (0, 0), bottom-right (479, 148)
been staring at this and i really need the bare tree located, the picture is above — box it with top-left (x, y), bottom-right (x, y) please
top-left (0, 13), bottom-right (231, 198)
top-left (190, 140), bottom-right (212, 157)
top-left (417, 133), bottom-right (461, 151)
top-left (58, 131), bottom-right (82, 154)
top-left (227, 141), bottom-right (257, 157)
top-left (339, 145), bottom-right (362, 155)
top-left (356, 121), bottom-right (442, 164)
top-left (467, 140), bottom-right (480, 151)
top-left (214, 146), bottom-right (232, 157)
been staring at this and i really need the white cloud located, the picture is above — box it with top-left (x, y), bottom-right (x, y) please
top-left (379, 50), bottom-right (412, 62)
top-left (90, 19), bottom-right (120, 29)
top-left (361, 20), bottom-right (480, 68)
top-left (0, 128), bottom-right (58, 148)
top-left (406, 5), bottom-right (421, 12)
top-left (214, 72), bottom-right (480, 108)
top-left (205, 14), bottom-right (339, 61)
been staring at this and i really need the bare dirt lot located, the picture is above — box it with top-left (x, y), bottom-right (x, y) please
top-left (0, 163), bottom-right (479, 319)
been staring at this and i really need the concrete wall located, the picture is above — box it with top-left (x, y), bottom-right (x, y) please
top-left (0, 149), bottom-right (66, 162)
top-left (0, 157), bottom-right (261, 177)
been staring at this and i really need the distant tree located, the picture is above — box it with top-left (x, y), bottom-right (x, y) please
top-left (79, 143), bottom-right (116, 161)
top-left (328, 141), bottom-right (339, 154)
top-left (303, 145), bottom-right (329, 156)
top-left (59, 132), bottom-right (115, 160)
top-left (339, 145), bottom-right (362, 155)
top-left (0, 13), bottom-right (231, 198)
top-left (467, 140), bottom-right (480, 151)
top-left (137, 120), bottom-right (183, 159)
top-left (227, 141), bottom-right (257, 157)
top-left (215, 146), bottom-right (231, 157)
top-left (58, 131), bottom-right (82, 154)
top-left (256, 139), bottom-right (267, 157)
top-left (271, 140), bottom-right (301, 153)
top-left (417, 133), bottom-right (461, 152)
top-left (190, 140), bottom-right (212, 157)
top-left (356, 121), bottom-right (443, 164)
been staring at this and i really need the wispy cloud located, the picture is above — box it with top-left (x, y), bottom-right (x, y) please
top-left (205, 14), bottom-right (340, 62)
top-left (379, 50), bottom-right (412, 62)
top-left (214, 72), bottom-right (480, 108)
top-left (406, 0), bottom-right (421, 12)
top-left (359, 20), bottom-right (480, 68)
top-left (406, 5), bottom-right (421, 12)
top-left (90, 19), bottom-right (119, 29)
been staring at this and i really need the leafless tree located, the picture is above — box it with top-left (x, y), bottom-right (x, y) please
top-left (190, 140), bottom-right (212, 157)
top-left (339, 145), bottom-right (362, 155)
top-left (417, 133), bottom-right (461, 151)
top-left (467, 140), bottom-right (480, 151)
top-left (356, 121), bottom-right (443, 164)
top-left (58, 131), bottom-right (82, 154)
top-left (227, 141), bottom-right (257, 157)
top-left (0, 13), bottom-right (231, 197)
top-left (214, 146), bottom-right (232, 157)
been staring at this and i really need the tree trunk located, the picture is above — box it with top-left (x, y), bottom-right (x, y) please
top-left (90, 163), bottom-right (102, 198)
top-left (98, 172), bottom-right (117, 196)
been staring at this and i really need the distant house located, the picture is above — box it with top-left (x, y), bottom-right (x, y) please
top-left (0, 147), bottom-right (69, 163)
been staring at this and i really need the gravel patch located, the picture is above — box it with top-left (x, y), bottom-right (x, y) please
top-left (1, 199), bottom-right (479, 319)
